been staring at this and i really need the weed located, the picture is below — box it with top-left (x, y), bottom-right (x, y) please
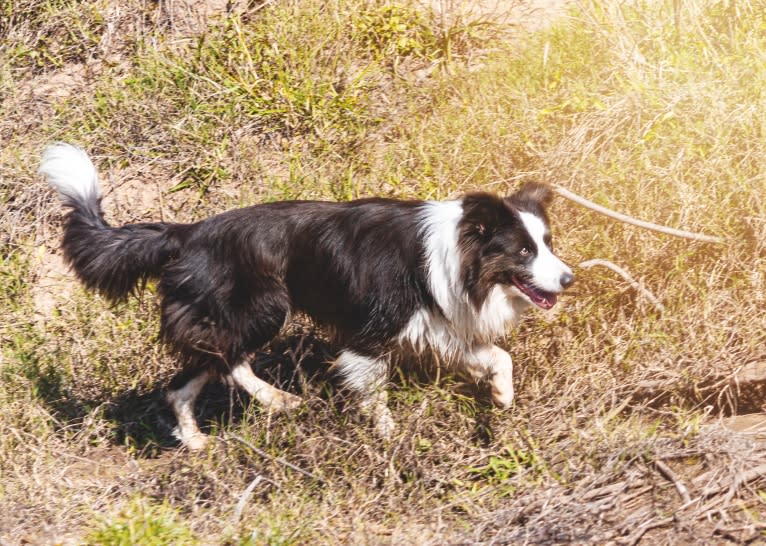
top-left (356, 2), bottom-right (437, 62)
top-left (86, 496), bottom-right (197, 546)
top-left (469, 446), bottom-right (544, 496)
top-left (2, 0), bottom-right (105, 73)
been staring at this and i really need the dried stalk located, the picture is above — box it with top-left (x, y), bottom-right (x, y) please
top-left (579, 259), bottom-right (665, 313)
top-left (231, 475), bottom-right (265, 523)
top-left (224, 433), bottom-right (323, 483)
top-left (554, 185), bottom-right (725, 244)
top-left (654, 459), bottom-right (692, 504)
top-left (699, 462), bottom-right (766, 498)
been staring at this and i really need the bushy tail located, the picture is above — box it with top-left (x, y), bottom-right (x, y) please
top-left (40, 143), bottom-right (183, 301)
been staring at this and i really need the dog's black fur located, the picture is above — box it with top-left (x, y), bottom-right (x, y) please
top-left (61, 193), bottom-right (540, 383)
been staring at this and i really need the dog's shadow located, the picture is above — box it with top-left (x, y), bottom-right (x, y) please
top-left (104, 329), bottom-right (338, 456)
top-left (33, 326), bottom-right (494, 456)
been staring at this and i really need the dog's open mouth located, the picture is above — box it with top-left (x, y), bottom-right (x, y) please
top-left (511, 277), bottom-right (557, 310)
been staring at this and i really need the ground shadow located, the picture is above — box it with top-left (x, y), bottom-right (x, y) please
top-left (102, 333), bottom-right (499, 455)
top-left (101, 328), bottom-right (338, 456)
top-left (27, 324), bottom-right (495, 455)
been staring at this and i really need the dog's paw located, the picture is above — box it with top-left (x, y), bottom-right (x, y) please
top-left (266, 391), bottom-right (302, 413)
top-left (373, 406), bottom-right (396, 440)
top-left (491, 386), bottom-right (515, 410)
top-left (185, 433), bottom-right (209, 451)
top-left (174, 428), bottom-right (209, 451)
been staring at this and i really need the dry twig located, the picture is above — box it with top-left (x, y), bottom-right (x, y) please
top-left (579, 259), bottom-right (665, 313)
top-left (223, 433), bottom-right (323, 483)
top-left (554, 185), bottom-right (725, 244)
top-left (621, 516), bottom-right (675, 546)
top-left (654, 459), bottom-right (692, 504)
top-left (231, 475), bottom-right (266, 523)
top-left (698, 462), bottom-right (766, 499)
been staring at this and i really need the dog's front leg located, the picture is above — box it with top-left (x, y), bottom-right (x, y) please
top-left (464, 344), bottom-right (515, 409)
top-left (358, 388), bottom-right (395, 440)
top-left (335, 350), bottom-right (395, 439)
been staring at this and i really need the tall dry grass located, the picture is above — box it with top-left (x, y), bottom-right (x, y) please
top-left (2, 0), bottom-right (766, 543)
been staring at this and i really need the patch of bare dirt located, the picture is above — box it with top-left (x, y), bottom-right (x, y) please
top-left (153, 0), bottom-right (247, 35)
top-left (31, 247), bottom-right (75, 324)
top-left (722, 413), bottom-right (766, 433)
top-left (424, 0), bottom-right (571, 30)
top-left (0, 63), bottom-right (92, 145)
top-left (22, 62), bottom-right (90, 102)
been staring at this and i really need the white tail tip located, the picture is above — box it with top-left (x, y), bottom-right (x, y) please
top-left (39, 143), bottom-right (100, 203)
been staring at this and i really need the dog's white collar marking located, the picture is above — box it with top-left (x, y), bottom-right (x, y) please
top-left (402, 201), bottom-right (523, 361)
top-left (420, 200), bottom-right (464, 320)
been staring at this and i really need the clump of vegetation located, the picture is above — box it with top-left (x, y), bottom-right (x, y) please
top-left (2, 0), bottom-right (766, 543)
top-left (2, 0), bottom-right (106, 72)
top-left (356, 2), bottom-right (437, 60)
top-left (86, 496), bottom-right (197, 545)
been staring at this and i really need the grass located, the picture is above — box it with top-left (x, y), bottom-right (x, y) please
top-left (2, 0), bottom-right (766, 543)
top-left (86, 496), bottom-right (197, 546)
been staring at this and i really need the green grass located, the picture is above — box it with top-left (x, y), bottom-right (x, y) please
top-left (2, 0), bottom-right (766, 543)
top-left (2, 0), bottom-right (105, 72)
top-left (86, 496), bottom-right (197, 546)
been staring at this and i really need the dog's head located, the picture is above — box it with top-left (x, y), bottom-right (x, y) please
top-left (459, 182), bottom-right (574, 309)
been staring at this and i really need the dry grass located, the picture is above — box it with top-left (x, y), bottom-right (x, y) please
top-left (2, 0), bottom-right (766, 544)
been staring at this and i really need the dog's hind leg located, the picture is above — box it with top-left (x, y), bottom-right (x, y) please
top-left (229, 354), bottom-right (302, 412)
top-left (334, 350), bottom-right (394, 439)
top-left (167, 368), bottom-right (212, 450)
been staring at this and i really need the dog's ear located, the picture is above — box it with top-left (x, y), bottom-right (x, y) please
top-left (460, 193), bottom-right (509, 239)
top-left (505, 182), bottom-right (553, 211)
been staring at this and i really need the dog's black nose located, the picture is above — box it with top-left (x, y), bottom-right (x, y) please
top-left (560, 272), bottom-right (574, 288)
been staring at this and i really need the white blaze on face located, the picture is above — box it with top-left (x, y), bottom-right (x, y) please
top-left (518, 212), bottom-right (572, 293)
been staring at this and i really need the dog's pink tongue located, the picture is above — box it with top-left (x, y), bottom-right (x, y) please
top-left (512, 277), bottom-right (558, 310)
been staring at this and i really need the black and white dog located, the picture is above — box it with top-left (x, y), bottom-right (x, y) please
top-left (40, 143), bottom-right (574, 449)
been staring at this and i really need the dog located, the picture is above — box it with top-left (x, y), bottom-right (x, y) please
top-left (40, 143), bottom-right (574, 449)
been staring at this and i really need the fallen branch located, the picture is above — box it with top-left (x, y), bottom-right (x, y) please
top-left (580, 480), bottom-right (630, 502)
top-left (224, 433), bottom-right (323, 483)
top-left (579, 259), bottom-right (665, 313)
top-left (554, 185), bottom-right (725, 244)
top-left (699, 462), bottom-right (766, 498)
top-left (622, 516), bottom-right (675, 546)
top-left (654, 459), bottom-right (692, 504)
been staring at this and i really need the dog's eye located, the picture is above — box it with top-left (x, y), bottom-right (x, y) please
top-left (519, 247), bottom-right (530, 257)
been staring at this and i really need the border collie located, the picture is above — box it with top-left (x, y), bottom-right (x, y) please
top-left (40, 143), bottom-right (574, 449)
